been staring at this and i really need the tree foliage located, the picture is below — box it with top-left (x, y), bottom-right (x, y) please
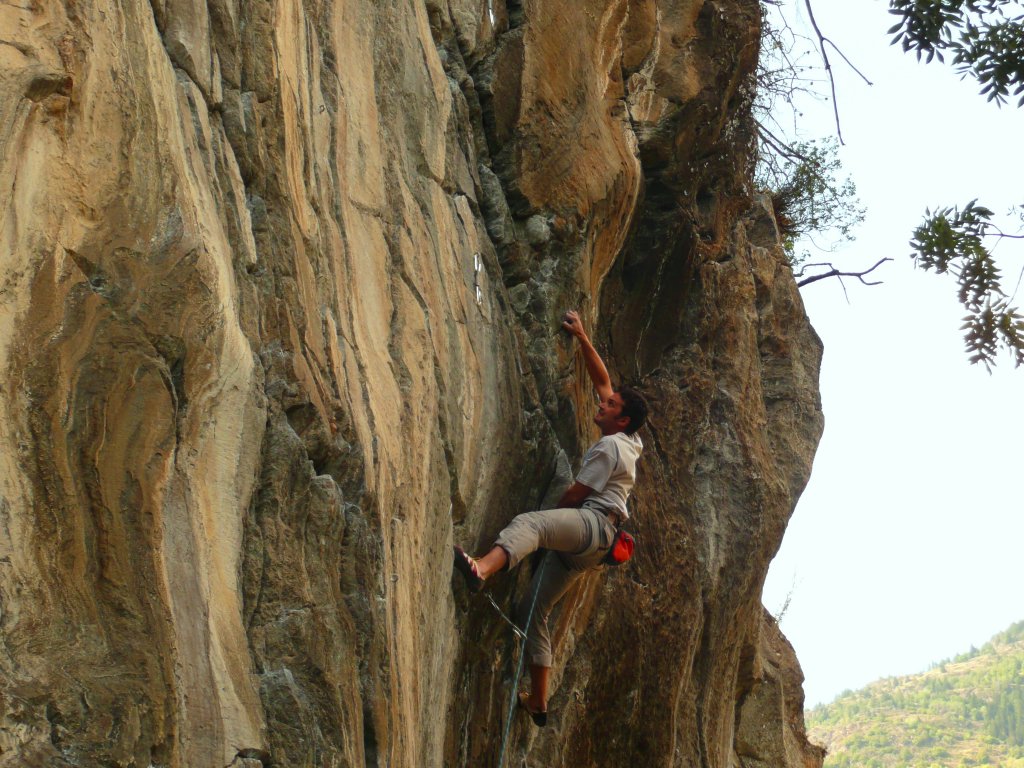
top-left (808, 620), bottom-right (1024, 767)
top-left (888, 0), bottom-right (1024, 105)
top-left (887, 0), bottom-right (1024, 368)
top-left (910, 201), bottom-right (1024, 368)
top-left (756, 1), bottom-right (1024, 366)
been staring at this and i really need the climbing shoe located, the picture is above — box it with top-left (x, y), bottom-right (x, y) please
top-left (453, 546), bottom-right (484, 593)
top-left (517, 691), bottom-right (548, 727)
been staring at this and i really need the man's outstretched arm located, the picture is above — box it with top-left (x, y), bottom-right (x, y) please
top-left (561, 310), bottom-right (613, 401)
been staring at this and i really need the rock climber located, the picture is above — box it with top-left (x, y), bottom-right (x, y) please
top-left (453, 309), bottom-right (648, 727)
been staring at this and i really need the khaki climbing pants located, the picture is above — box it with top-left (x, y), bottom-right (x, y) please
top-left (494, 507), bottom-right (616, 667)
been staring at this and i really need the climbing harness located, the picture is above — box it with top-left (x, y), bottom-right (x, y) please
top-left (494, 553), bottom-right (549, 768)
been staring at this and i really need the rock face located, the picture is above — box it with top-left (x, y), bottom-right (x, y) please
top-left (735, 612), bottom-right (827, 768)
top-left (0, 1), bottom-right (823, 767)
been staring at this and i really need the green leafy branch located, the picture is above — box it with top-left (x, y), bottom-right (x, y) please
top-left (911, 200), bottom-right (1024, 367)
top-left (885, 0), bottom-right (1024, 367)
top-left (888, 0), bottom-right (1024, 105)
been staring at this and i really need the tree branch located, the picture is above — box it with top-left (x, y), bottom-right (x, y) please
top-left (802, 0), bottom-right (873, 144)
top-left (756, 122), bottom-right (814, 164)
top-left (823, 39), bottom-right (874, 87)
top-left (802, 0), bottom-right (843, 143)
top-left (983, 229), bottom-right (1024, 240)
top-left (796, 257), bottom-right (892, 287)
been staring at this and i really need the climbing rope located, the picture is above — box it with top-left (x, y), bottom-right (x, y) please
top-left (494, 552), bottom-right (549, 768)
top-left (485, 593), bottom-right (527, 640)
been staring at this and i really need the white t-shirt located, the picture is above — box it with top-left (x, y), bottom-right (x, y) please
top-left (575, 432), bottom-right (643, 520)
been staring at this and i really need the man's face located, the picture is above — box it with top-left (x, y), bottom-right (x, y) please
top-left (594, 392), bottom-right (629, 435)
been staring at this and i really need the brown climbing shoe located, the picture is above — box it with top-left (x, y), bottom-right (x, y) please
top-left (453, 546), bottom-right (484, 593)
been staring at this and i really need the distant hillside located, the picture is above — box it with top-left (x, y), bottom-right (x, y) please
top-left (806, 621), bottom-right (1024, 768)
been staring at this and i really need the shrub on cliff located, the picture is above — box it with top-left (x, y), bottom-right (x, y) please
top-left (755, 137), bottom-right (865, 266)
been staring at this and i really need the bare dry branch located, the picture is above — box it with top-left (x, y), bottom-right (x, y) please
top-left (756, 122), bottom-right (814, 164)
top-left (796, 257), bottom-right (893, 288)
top-left (802, 0), bottom-right (873, 144)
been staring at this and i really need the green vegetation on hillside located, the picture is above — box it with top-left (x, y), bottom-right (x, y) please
top-left (807, 620), bottom-right (1024, 768)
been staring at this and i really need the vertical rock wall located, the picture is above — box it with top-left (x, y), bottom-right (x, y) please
top-left (0, 0), bottom-right (824, 766)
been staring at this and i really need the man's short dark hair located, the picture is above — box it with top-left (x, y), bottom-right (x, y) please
top-left (617, 386), bottom-right (648, 435)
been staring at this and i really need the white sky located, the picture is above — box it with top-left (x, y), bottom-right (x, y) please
top-left (759, 0), bottom-right (1024, 707)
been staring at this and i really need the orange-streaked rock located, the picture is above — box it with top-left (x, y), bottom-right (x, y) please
top-left (0, 1), bottom-right (823, 766)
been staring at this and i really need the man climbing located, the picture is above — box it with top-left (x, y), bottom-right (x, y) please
top-left (453, 310), bottom-right (647, 727)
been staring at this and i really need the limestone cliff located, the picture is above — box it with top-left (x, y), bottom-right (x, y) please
top-left (0, 0), bottom-right (824, 766)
